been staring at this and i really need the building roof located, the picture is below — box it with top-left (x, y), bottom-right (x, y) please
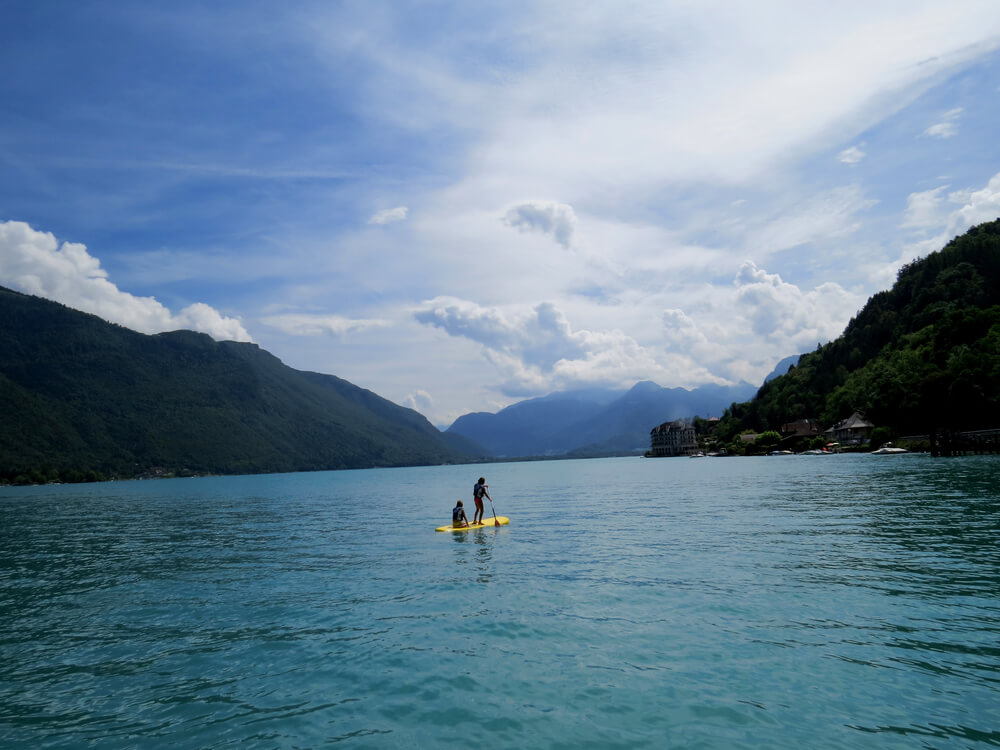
top-left (651, 420), bottom-right (691, 433)
top-left (826, 411), bottom-right (874, 433)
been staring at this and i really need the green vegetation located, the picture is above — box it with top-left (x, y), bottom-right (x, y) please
top-left (0, 288), bottom-right (479, 484)
top-left (715, 219), bottom-right (1000, 451)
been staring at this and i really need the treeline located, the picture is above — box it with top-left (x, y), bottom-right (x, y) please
top-left (714, 219), bottom-right (1000, 449)
top-left (2, 467), bottom-right (108, 487)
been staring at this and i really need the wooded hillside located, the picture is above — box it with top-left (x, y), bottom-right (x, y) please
top-left (0, 288), bottom-right (478, 483)
top-left (715, 219), bottom-right (1000, 446)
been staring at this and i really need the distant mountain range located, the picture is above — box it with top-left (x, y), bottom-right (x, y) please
top-left (446, 380), bottom-right (758, 457)
top-left (0, 286), bottom-right (478, 483)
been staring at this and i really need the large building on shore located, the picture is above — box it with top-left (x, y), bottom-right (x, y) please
top-left (649, 420), bottom-right (697, 457)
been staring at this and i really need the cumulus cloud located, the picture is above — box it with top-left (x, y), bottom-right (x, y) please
top-left (414, 297), bottom-right (585, 370)
top-left (368, 206), bottom-right (409, 225)
top-left (658, 308), bottom-right (737, 383)
top-left (896, 170), bottom-right (1000, 270)
top-left (412, 277), bottom-right (867, 400)
top-left (662, 308), bottom-right (710, 351)
top-left (837, 145), bottom-right (866, 164)
top-left (402, 389), bottom-right (434, 415)
top-left (733, 260), bottom-right (861, 347)
top-left (502, 201), bottom-right (578, 248)
top-left (259, 312), bottom-right (390, 336)
top-left (949, 171), bottom-right (1000, 230)
top-left (414, 296), bottom-right (671, 395)
top-left (170, 303), bottom-right (252, 342)
top-left (923, 107), bottom-right (963, 139)
top-left (0, 221), bottom-right (252, 342)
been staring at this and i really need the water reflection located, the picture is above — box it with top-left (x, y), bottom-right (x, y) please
top-left (450, 527), bottom-right (502, 583)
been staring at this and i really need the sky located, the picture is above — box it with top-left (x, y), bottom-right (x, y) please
top-left (2, 1), bottom-right (1000, 427)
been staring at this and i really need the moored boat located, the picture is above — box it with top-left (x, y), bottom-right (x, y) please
top-left (871, 442), bottom-right (908, 454)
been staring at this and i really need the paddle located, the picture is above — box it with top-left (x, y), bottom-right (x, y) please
top-left (487, 494), bottom-right (500, 526)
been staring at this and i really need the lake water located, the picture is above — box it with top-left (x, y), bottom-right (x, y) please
top-left (2, 454), bottom-right (999, 749)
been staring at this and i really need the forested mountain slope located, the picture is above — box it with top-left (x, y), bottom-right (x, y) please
top-left (716, 219), bottom-right (1000, 443)
top-left (0, 287), bottom-right (477, 483)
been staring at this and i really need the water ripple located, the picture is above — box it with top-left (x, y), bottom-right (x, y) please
top-left (2, 456), bottom-right (999, 748)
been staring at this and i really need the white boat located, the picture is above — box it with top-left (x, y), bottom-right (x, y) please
top-left (871, 442), bottom-right (908, 455)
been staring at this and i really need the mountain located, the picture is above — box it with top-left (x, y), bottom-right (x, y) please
top-left (446, 380), bottom-right (757, 457)
top-left (446, 387), bottom-right (624, 457)
top-left (763, 354), bottom-right (802, 383)
top-left (715, 219), bottom-right (1000, 445)
top-left (0, 287), bottom-right (479, 483)
top-left (561, 381), bottom-right (758, 455)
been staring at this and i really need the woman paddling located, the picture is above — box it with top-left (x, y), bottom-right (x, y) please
top-left (473, 477), bottom-right (491, 525)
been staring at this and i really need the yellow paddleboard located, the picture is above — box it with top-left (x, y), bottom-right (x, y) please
top-left (435, 516), bottom-right (509, 532)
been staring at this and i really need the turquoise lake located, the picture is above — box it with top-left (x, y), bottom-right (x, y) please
top-left (2, 454), bottom-right (999, 748)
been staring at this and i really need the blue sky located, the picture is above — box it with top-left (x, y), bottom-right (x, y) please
top-left (2, 1), bottom-right (1000, 426)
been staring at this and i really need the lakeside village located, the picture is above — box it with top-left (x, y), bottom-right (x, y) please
top-left (648, 412), bottom-right (1000, 458)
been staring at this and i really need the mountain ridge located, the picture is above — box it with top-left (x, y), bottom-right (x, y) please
top-left (0, 286), bottom-right (481, 482)
top-left (446, 380), bottom-right (757, 457)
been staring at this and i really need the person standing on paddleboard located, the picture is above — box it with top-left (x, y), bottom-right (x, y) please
top-left (473, 477), bottom-right (491, 525)
top-left (452, 500), bottom-right (470, 528)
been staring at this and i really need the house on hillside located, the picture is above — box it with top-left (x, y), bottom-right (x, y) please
top-left (826, 411), bottom-right (874, 446)
top-left (781, 419), bottom-right (822, 438)
top-left (650, 420), bottom-right (697, 456)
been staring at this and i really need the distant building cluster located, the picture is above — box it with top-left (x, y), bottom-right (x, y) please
top-left (777, 411), bottom-right (875, 446)
top-left (649, 420), bottom-right (697, 456)
top-left (650, 410), bottom-right (881, 457)
top-left (731, 411), bottom-right (876, 453)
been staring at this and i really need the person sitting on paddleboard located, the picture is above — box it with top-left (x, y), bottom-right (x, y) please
top-left (473, 477), bottom-right (491, 525)
top-left (452, 500), bottom-right (470, 528)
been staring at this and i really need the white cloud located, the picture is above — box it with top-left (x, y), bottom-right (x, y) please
top-left (923, 107), bottom-right (963, 139)
top-left (837, 145), bottom-right (866, 164)
top-left (901, 186), bottom-right (949, 229)
top-left (733, 260), bottom-right (861, 346)
top-left (402, 389), bottom-right (434, 416)
top-left (662, 308), bottom-right (710, 351)
top-left (368, 206), bottom-right (409, 225)
top-left (172, 303), bottom-right (253, 343)
top-left (924, 122), bottom-right (957, 139)
top-left (414, 297), bottom-right (585, 370)
top-left (744, 185), bottom-right (877, 256)
top-left (414, 296), bottom-right (680, 395)
top-left (949, 171), bottom-right (1000, 231)
top-left (640, 264), bottom-right (866, 389)
top-left (259, 312), bottom-right (391, 337)
top-left (894, 170), bottom-right (1000, 277)
top-left (502, 201), bottom-right (578, 248)
top-left (400, 3), bottom-right (1000, 212)
top-left (0, 221), bottom-right (252, 342)
top-left (658, 308), bottom-right (735, 384)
